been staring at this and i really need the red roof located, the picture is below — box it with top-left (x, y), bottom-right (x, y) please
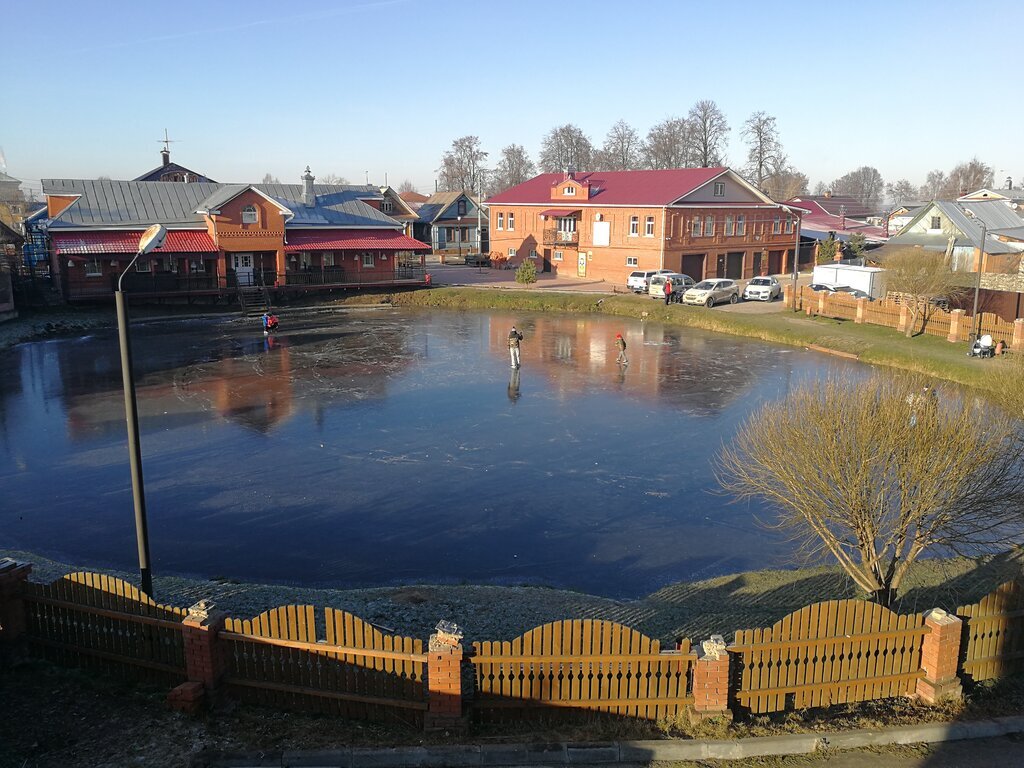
top-left (284, 229), bottom-right (429, 252)
top-left (52, 230), bottom-right (216, 255)
top-left (487, 168), bottom-right (727, 206)
top-left (540, 208), bottom-right (580, 217)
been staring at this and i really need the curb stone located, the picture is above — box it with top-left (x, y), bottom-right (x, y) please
top-left (192, 714), bottom-right (1024, 767)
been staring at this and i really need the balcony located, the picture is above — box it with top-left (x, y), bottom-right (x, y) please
top-left (543, 228), bottom-right (579, 246)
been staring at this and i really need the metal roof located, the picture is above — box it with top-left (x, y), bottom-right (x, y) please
top-left (283, 229), bottom-right (429, 251)
top-left (890, 201), bottom-right (1021, 254)
top-left (487, 168), bottom-right (730, 207)
top-left (959, 199), bottom-right (1024, 232)
top-left (52, 230), bottom-right (217, 254)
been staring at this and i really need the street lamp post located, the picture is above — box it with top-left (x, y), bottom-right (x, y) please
top-left (457, 215), bottom-right (462, 263)
top-left (783, 206), bottom-right (801, 310)
top-left (116, 224), bottom-right (166, 596)
top-left (971, 219), bottom-right (987, 343)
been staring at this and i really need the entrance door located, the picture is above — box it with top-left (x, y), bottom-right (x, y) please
top-left (577, 252), bottom-right (587, 277)
top-left (233, 253), bottom-right (254, 286)
top-left (726, 252), bottom-right (744, 280)
top-left (752, 251), bottom-right (763, 276)
top-left (715, 254), bottom-right (726, 278)
top-left (543, 248), bottom-right (552, 273)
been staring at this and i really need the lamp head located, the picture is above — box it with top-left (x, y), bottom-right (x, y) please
top-left (138, 224), bottom-right (167, 256)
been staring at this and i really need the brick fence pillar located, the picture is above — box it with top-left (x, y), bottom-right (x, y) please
top-left (916, 608), bottom-right (963, 704)
top-left (425, 622), bottom-right (466, 733)
top-left (898, 303), bottom-right (909, 334)
top-left (0, 558), bottom-right (32, 655)
top-left (855, 297), bottom-right (867, 324)
top-left (169, 600), bottom-right (228, 714)
top-left (783, 283), bottom-right (793, 309)
top-left (948, 309), bottom-right (965, 343)
top-left (1012, 318), bottom-right (1024, 350)
top-left (690, 635), bottom-right (732, 723)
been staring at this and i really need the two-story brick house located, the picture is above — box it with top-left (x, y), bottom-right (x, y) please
top-left (486, 167), bottom-right (800, 283)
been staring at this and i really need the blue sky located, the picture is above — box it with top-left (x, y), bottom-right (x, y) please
top-left (4, 0), bottom-right (1022, 197)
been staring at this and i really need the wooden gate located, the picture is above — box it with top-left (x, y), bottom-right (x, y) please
top-left (23, 572), bottom-right (187, 685)
top-left (956, 581), bottom-right (1024, 683)
top-left (469, 620), bottom-right (695, 722)
top-left (730, 600), bottom-right (928, 714)
top-left (220, 606), bottom-right (426, 725)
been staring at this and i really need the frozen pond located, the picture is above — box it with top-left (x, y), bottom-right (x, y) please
top-left (0, 309), bottom-right (861, 598)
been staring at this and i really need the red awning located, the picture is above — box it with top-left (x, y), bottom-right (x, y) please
top-left (52, 230), bottom-right (217, 255)
top-left (285, 229), bottom-right (429, 252)
top-left (540, 209), bottom-right (580, 217)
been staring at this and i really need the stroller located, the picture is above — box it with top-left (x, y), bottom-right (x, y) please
top-left (968, 334), bottom-right (994, 358)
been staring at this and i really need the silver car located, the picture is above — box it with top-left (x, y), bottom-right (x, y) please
top-left (683, 279), bottom-right (740, 307)
top-left (742, 276), bottom-right (781, 301)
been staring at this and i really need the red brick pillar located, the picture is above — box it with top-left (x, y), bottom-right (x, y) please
top-left (425, 623), bottom-right (466, 732)
top-left (948, 309), bottom-right (965, 343)
top-left (169, 600), bottom-right (228, 714)
top-left (0, 558), bottom-right (32, 652)
top-left (898, 303), bottom-right (909, 334)
top-left (916, 608), bottom-right (963, 704)
top-left (690, 635), bottom-right (732, 723)
top-left (783, 283), bottom-right (793, 309)
top-left (1012, 318), bottom-right (1024, 350)
top-left (855, 297), bottom-right (867, 324)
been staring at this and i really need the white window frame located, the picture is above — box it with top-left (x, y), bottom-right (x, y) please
top-left (645, 216), bottom-right (655, 237)
top-left (629, 216), bottom-right (639, 236)
top-left (554, 251), bottom-right (564, 261)
top-left (362, 253), bottom-right (375, 268)
top-left (714, 182), bottom-right (726, 196)
top-left (557, 217), bottom-right (576, 233)
top-left (563, 186), bottom-right (576, 195)
top-left (190, 259), bottom-right (206, 273)
top-left (135, 258), bottom-right (152, 273)
top-left (85, 258), bottom-right (103, 277)
top-left (931, 216), bottom-right (942, 230)
top-left (497, 213), bottom-right (504, 230)
top-left (626, 255), bottom-right (639, 267)
top-left (737, 214), bottom-right (746, 236)
top-left (725, 215), bottom-right (735, 236)
top-left (382, 200), bottom-right (393, 213)
top-left (704, 215), bottom-right (714, 236)
top-left (785, 216), bottom-right (794, 234)
top-left (772, 216), bottom-right (781, 234)
top-left (529, 249), bottom-right (537, 259)
top-left (507, 212), bottom-right (515, 231)
top-left (241, 205), bottom-right (258, 224)
top-left (692, 217), bottom-right (703, 237)
top-left (508, 247), bottom-right (517, 257)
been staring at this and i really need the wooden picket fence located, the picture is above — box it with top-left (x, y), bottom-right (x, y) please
top-left (956, 581), bottom-right (1024, 683)
top-left (220, 606), bottom-right (426, 725)
top-left (469, 620), bottom-right (695, 722)
top-left (730, 600), bottom-right (928, 714)
top-left (23, 572), bottom-right (187, 685)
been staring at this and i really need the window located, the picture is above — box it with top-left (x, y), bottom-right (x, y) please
top-left (554, 251), bottom-right (564, 261)
top-left (692, 217), bottom-right (703, 237)
top-left (626, 255), bottom-right (639, 267)
top-left (85, 258), bottom-right (102, 277)
top-left (645, 216), bottom-right (655, 236)
top-left (772, 216), bottom-right (781, 234)
top-left (241, 205), bottom-right (258, 224)
top-left (190, 259), bottom-right (206, 273)
top-left (507, 213), bottom-right (515, 231)
top-left (135, 258), bottom-right (151, 273)
top-left (362, 253), bottom-right (375, 267)
top-left (382, 200), bottom-right (393, 213)
top-left (629, 216), bottom-right (639, 236)
top-left (323, 251), bottom-right (334, 267)
top-left (725, 215), bottom-right (735, 236)
top-left (737, 214), bottom-right (746, 236)
top-left (300, 251), bottom-right (312, 269)
top-left (714, 182), bottom-right (726, 196)
top-left (563, 186), bottom-right (576, 195)
top-left (785, 216), bottom-right (794, 234)
top-left (557, 217), bottom-right (576, 233)
top-left (529, 249), bottom-right (537, 259)
top-left (931, 216), bottom-right (942, 230)
top-left (508, 247), bottom-right (517, 257)
top-left (457, 199), bottom-right (467, 216)
top-left (497, 213), bottom-right (504, 230)
top-left (705, 215), bottom-right (714, 236)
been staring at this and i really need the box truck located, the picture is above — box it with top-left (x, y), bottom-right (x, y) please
top-left (811, 264), bottom-right (885, 299)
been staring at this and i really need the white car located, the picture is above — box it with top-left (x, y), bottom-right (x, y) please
top-left (648, 273), bottom-right (695, 302)
top-left (743, 276), bottom-right (781, 301)
top-left (683, 279), bottom-right (740, 307)
top-left (626, 269), bottom-right (672, 293)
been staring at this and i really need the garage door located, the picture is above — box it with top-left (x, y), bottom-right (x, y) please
top-left (681, 254), bottom-right (705, 280)
top-left (726, 252), bottom-right (744, 280)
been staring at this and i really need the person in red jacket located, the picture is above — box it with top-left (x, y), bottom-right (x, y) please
top-left (664, 278), bottom-right (673, 305)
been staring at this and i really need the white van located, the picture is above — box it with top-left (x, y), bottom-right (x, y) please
top-left (626, 269), bottom-right (672, 293)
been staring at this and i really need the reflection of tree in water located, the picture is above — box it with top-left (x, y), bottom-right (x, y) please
top-left (0, 345), bottom-right (24, 440)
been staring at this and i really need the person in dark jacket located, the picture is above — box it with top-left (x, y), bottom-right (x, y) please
top-left (508, 326), bottom-right (524, 368)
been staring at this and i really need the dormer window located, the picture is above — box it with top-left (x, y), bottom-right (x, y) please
top-left (241, 205), bottom-right (258, 224)
top-left (714, 182), bottom-right (726, 197)
top-left (382, 200), bottom-right (393, 213)
top-left (457, 199), bottom-right (467, 216)
top-left (563, 186), bottom-right (576, 195)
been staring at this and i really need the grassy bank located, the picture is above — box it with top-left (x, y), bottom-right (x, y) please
top-left (392, 287), bottom-right (1002, 391)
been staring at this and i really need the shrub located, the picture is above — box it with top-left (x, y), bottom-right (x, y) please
top-left (515, 259), bottom-right (537, 285)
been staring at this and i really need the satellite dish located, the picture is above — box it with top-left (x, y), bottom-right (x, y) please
top-left (138, 224), bottom-right (167, 255)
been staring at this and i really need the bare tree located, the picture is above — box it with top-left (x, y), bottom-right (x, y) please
top-left (831, 166), bottom-right (885, 210)
top-left (492, 143), bottom-right (536, 194)
top-left (886, 179), bottom-right (917, 206)
top-left (688, 99), bottom-right (729, 167)
top-left (719, 375), bottom-right (1024, 607)
top-left (740, 111), bottom-right (782, 189)
top-left (319, 173), bottom-right (349, 185)
top-left (762, 158), bottom-right (809, 201)
top-left (595, 119), bottom-right (643, 171)
top-left (439, 135), bottom-right (488, 192)
top-left (643, 117), bottom-right (694, 169)
top-left (398, 179), bottom-right (418, 193)
top-left (539, 124), bottom-right (594, 173)
top-left (261, 173), bottom-right (280, 184)
top-left (813, 180), bottom-right (829, 196)
top-left (919, 170), bottom-right (945, 200)
top-left (940, 157), bottom-right (994, 198)
top-left (884, 246), bottom-right (965, 337)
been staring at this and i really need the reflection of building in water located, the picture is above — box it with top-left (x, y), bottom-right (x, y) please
top-left (486, 314), bottom-right (763, 414)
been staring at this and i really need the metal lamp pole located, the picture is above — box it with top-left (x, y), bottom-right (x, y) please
top-left (457, 215), bottom-right (462, 263)
top-left (116, 224), bottom-right (166, 596)
top-left (785, 206), bottom-right (801, 310)
top-left (971, 220), bottom-right (987, 343)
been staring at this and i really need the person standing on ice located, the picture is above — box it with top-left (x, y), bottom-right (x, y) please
top-left (508, 326), bottom-right (523, 368)
top-left (615, 333), bottom-right (628, 365)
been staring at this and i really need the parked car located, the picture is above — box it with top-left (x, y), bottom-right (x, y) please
top-left (837, 286), bottom-right (874, 301)
top-left (626, 268), bottom-right (672, 293)
top-left (683, 279), bottom-right (740, 307)
top-left (648, 273), bottom-right (696, 302)
top-left (742, 276), bottom-right (781, 302)
top-left (808, 283), bottom-right (853, 295)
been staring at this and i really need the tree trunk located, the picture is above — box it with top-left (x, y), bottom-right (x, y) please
top-left (869, 586), bottom-right (897, 608)
top-left (904, 306), bottom-right (919, 338)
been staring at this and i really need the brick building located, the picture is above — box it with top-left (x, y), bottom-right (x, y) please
top-left (486, 167), bottom-right (800, 284)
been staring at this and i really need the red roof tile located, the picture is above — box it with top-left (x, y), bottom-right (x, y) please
top-left (52, 230), bottom-right (216, 255)
top-left (487, 168), bottom-right (728, 207)
top-left (284, 229), bottom-right (429, 251)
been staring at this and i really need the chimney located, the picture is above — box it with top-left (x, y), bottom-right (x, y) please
top-left (302, 166), bottom-right (316, 208)
top-left (839, 204), bottom-right (846, 230)
top-left (565, 165), bottom-right (576, 181)
top-left (161, 149), bottom-right (170, 167)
